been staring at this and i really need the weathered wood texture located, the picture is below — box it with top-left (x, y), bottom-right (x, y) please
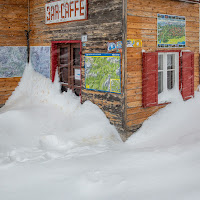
top-left (0, 0), bottom-right (28, 106)
top-left (0, 77), bottom-right (21, 105)
top-left (30, 0), bottom-right (124, 132)
top-left (126, 0), bottom-right (199, 133)
top-left (0, 0), bottom-right (28, 46)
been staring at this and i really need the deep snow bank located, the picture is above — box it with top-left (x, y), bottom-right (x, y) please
top-left (0, 64), bottom-right (121, 161)
top-left (127, 89), bottom-right (200, 150)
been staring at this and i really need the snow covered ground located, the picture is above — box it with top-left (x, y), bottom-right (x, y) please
top-left (0, 64), bottom-right (200, 200)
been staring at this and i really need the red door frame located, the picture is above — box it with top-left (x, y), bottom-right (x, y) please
top-left (51, 40), bottom-right (82, 98)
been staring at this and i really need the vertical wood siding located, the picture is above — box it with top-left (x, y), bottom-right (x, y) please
top-left (126, 0), bottom-right (199, 134)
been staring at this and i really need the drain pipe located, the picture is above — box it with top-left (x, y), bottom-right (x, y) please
top-left (25, 0), bottom-right (31, 63)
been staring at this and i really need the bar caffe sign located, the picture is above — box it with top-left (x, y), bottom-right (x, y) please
top-left (45, 0), bottom-right (87, 24)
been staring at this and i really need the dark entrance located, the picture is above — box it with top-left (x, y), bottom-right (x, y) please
top-left (56, 43), bottom-right (81, 96)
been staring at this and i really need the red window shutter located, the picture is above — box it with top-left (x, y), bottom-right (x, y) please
top-left (142, 52), bottom-right (158, 108)
top-left (181, 52), bottom-right (194, 100)
top-left (51, 43), bottom-right (58, 82)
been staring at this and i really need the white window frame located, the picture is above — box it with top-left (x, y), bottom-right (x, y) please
top-left (158, 52), bottom-right (179, 104)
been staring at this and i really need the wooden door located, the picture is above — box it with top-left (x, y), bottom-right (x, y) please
top-left (57, 43), bottom-right (81, 96)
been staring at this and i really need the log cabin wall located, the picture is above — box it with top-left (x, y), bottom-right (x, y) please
top-left (0, 0), bottom-right (28, 106)
top-left (126, 0), bottom-right (199, 136)
top-left (29, 0), bottom-right (125, 134)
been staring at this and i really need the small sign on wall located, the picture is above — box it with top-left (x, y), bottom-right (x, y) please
top-left (81, 35), bottom-right (87, 42)
top-left (107, 41), bottom-right (122, 53)
top-left (45, 0), bottom-right (88, 25)
top-left (127, 39), bottom-right (142, 47)
top-left (75, 69), bottom-right (81, 80)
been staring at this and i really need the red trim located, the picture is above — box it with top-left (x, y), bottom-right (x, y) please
top-left (156, 50), bottom-right (181, 53)
top-left (51, 43), bottom-right (58, 82)
top-left (52, 40), bottom-right (81, 44)
top-left (79, 40), bottom-right (82, 103)
top-left (181, 52), bottom-right (194, 100)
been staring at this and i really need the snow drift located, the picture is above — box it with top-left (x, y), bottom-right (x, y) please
top-left (0, 64), bottom-right (121, 162)
top-left (127, 90), bottom-right (200, 151)
top-left (1, 64), bottom-right (200, 200)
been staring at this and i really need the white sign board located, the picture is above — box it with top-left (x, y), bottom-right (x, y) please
top-left (45, 0), bottom-right (88, 25)
top-left (81, 35), bottom-right (87, 42)
top-left (75, 69), bottom-right (81, 80)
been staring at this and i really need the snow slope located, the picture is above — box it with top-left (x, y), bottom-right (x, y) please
top-left (0, 64), bottom-right (200, 200)
top-left (0, 64), bottom-right (121, 162)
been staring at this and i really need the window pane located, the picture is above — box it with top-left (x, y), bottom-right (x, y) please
top-left (167, 71), bottom-right (175, 89)
top-left (158, 71), bottom-right (163, 94)
top-left (167, 54), bottom-right (175, 70)
top-left (60, 48), bottom-right (68, 64)
top-left (60, 67), bottom-right (68, 83)
top-left (73, 48), bottom-right (80, 66)
top-left (158, 55), bottom-right (163, 70)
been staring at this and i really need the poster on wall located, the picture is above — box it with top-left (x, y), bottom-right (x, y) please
top-left (85, 53), bottom-right (121, 94)
top-left (30, 46), bottom-right (50, 78)
top-left (107, 41), bottom-right (122, 53)
top-left (157, 14), bottom-right (186, 48)
top-left (0, 46), bottom-right (27, 78)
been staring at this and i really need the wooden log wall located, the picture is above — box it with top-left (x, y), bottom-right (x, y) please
top-left (126, 0), bottom-right (199, 136)
top-left (0, 0), bottom-right (28, 106)
top-left (30, 0), bottom-right (125, 133)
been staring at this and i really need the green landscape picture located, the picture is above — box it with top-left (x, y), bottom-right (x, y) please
top-left (85, 54), bottom-right (121, 93)
top-left (157, 14), bottom-right (186, 48)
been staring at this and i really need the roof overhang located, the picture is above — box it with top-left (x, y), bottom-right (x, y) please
top-left (174, 0), bottom-right (200, 3)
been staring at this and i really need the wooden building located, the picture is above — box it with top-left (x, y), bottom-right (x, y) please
top-left (0, 0), bottom-right (199, 140)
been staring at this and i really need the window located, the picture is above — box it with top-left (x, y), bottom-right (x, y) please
top-left (158, 53), bottom-right (179, 103)
top-left (142, 51), bottom-right (194, 108)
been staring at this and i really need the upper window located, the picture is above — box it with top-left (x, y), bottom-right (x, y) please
top-left (158, 52), bottom-right (179, 103)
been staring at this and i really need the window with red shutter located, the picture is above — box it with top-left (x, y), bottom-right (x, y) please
top-left (142, 52), bottom-right (158, 108)
top-left (142, 51), bottom-right (195, 108)
top-left (181, 52), bottom-right (194, 100)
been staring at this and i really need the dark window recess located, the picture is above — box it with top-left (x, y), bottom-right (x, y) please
top-left (167, 71), bottom-right (175, 89)
top-left (158, 72), bottom-right (163, 94)
top-left (60, 67), bottom-right (68, 83)
top-left (60, 48), bottom-right (68, 64)
top-left (167, 54), bottom-right (175, 90)
top-left (73, 48), bottom-right (80, 66)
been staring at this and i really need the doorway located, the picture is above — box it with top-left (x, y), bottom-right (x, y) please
top-left (52, 41), bottom-right (81, 97)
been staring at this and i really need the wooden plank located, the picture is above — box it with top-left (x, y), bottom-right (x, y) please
top-left (0, 1), bottom-right (28, 46)
top-left (127, 82), bottom-right (142, 90)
